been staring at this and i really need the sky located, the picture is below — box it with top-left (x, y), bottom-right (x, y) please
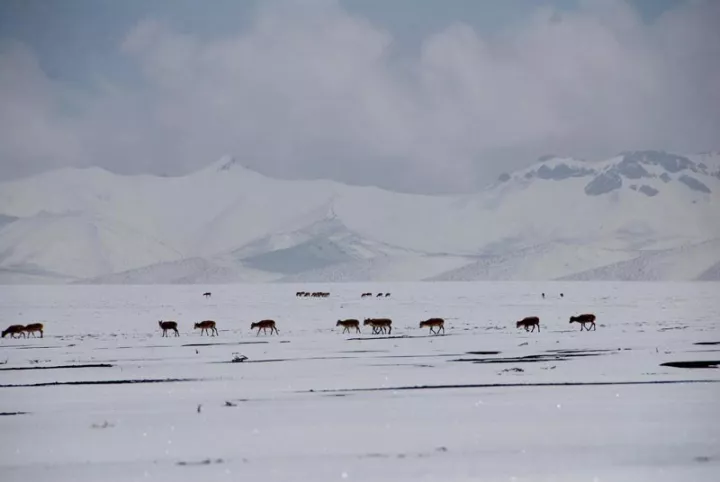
top-left (0, 0), bottom-right (718, 193)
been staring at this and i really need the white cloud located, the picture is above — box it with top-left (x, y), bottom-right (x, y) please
top-left (0, 0), bottom-right (718, 192)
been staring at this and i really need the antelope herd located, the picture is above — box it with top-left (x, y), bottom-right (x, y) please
top-left (296, 291), bottom-right (330, 298)
top-left (1, 323), bottom-right (44, 339)
top-left (1, 290), bottom-right (600, 341)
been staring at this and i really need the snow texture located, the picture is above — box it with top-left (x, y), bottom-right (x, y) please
top-left (0, 151), bottom-right (719, 284)
top-left (0, 282), bottom-right (719, 482)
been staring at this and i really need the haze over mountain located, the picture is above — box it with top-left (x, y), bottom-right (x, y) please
top-left (0, 150), bottom-right (718, 284)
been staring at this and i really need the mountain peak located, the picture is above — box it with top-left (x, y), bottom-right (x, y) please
top-left (214, 155), bottom-right (244, 172)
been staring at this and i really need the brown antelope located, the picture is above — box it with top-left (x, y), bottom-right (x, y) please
top-left (251, 319), bottom-right (279, 336)
top-left (419, 318), bottom-right (445, 335)
top-left (194, 320), bottom-right (218, 336)
top-left (516, 316), bottom-right (540, 333)
top-left (336, 319), bottom-right (361, 334)
top-left (2, 324), bottom-right (26, 339)
top-left (569, 313), bottom-right (596, 331)
top-left (158, 320), bottom-right (180, 337)
top-left (23, 323), bottom-right (44, 338)
top-left (364, 318), bottom-right (392, 335)
top-left (309, 291), bottom-right (329, 298)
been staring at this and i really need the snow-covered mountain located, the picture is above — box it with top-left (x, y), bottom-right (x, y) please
top-left (0, 151), bottom-right (718, 284)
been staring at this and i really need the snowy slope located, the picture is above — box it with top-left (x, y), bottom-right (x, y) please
top-left (0, 150), bottom-right (718, 283)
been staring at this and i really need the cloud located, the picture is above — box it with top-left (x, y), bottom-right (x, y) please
top-left (0, 0), bottom-right (718, 193)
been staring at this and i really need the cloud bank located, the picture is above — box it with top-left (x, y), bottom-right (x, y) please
top-left (1, 0), bottom-right (718, 193)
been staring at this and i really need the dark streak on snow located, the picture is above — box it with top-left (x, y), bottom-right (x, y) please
top-left (304, 379), bottom-right (720, 394)
top-left (212, 353), bottom-right (464, 365)
top-left (0, 363), bottom-right (113, 371)
top-left (346, 335), bottom-right (434, 341)
top-left (452, 351), bottom-right (608, 364)
top-left (182, 341), bottom-right (269, 347)
top-left (0, 378), bottom-right (203, 388)
top-left (660, 361), bottom-right (720, 369)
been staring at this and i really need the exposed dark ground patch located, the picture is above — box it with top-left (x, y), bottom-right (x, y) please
top-left (346, 335), bottom-right (433, 341)
top-left (694, 342), bottom-right (720, 346)
top-left (0, 411), bottom-right (29, 416)
top-left (214, 357), bottom-right (345, 364)
top-left (466, 351), bottom-right (501, 355)
top-left (660, 360), bottom-right (720, 369)
top-left (452, 350), bottom-right (609, 364)
top-left (546, 349), bottom-right (619, 354)
top-left (0, 363), bottom-right (113, 371)
top-left (212, 352), bottom-right (460, 365)
top-left (2, 345), bottom-right (64, 350)
top-left (176, 458), bottom-right (225, 466)
top-left (182, 341), bottom-right (270, 347)
top-left (379, 353), bottom-right (463, 359)
top-left (305, 379), bottom-right (720, 394)
top-left (0, 378), bottom-right (204, 388)
top-left (337, 350), bottom-right (389, 354)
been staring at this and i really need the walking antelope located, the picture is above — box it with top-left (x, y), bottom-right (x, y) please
top-left (419, 318), bottom-right (445, 335)
top-left (203, 292), bottom-right (212, 298)
top-left (569, 313), bottom-right (597, 331)
top-left (194, 320), bottom-right (219, 336)
top-left (23, 323), bottom-right (44, 338)
top-left (2, 324), bottom-right (26, 339)
top-left (516, 316), bottom-right (540, 333)
top-left (363, 318), bottom-right (392, 335)
top-left (158, 320), bottom-right (180, 337)
top-left (251, 319), bottom-right (279, 336)
top-left (336, 319), bottom-right (361, 334)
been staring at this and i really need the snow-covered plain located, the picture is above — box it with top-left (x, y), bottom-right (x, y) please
top-left (1, 282), bottom-right (719, 482)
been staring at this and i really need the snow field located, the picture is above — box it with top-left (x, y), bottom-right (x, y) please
top-left (1, 281), bottom-right (719, 481)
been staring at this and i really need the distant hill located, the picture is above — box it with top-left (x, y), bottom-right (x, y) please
top-left (0, 150), bottom-right (718, 283)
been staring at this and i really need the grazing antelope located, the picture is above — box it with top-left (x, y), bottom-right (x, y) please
top-left (203, 292), bottom-right (212, 298)
top-left (336, 319), bottom-right (361, 334)
top-left (569, 313), bottom-right (596, 331)
top-left (2, 324), bottom-right (26, 339)
top-left (376, 293), bottom-right (383, 297)
top-left (516, 316), bottom-right (540, 333)
top-left (251, 319), bottom-right (279, 336)
top-left (158, 320), bottom-right (180, 337)
top-left (361, 292), bottom-right (372, 298)
top-left (419, 318), bottom-right (445, 335)
top-left (194, 320), bottom-right (219, 336)
top-left (363, 318), bottom-right (392, 335)
top-left (384, 293), bottom-right (391, 297)
top-left (23, 323), bottom-right (44, 338)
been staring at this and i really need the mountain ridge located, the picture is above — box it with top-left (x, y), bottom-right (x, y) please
top-left (1, 150), bottom-right (718, 284)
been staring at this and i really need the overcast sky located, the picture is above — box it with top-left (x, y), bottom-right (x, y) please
top-left (0, 0), bottom-right (718, 193)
